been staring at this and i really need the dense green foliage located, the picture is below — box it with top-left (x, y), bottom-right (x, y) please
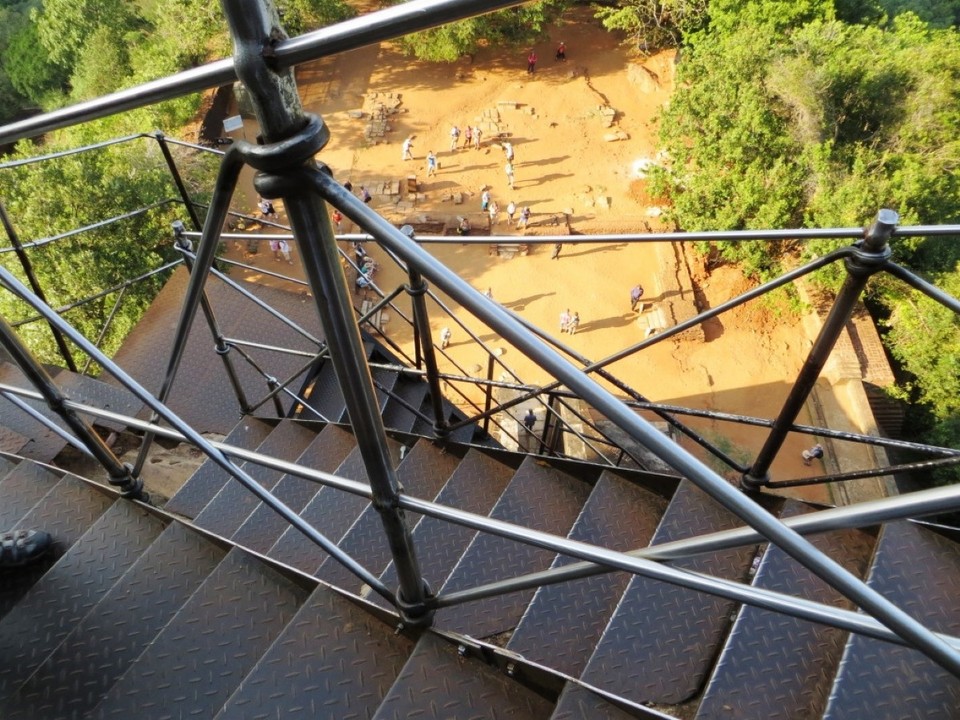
top-left (649, 0), bottom-right (960, 482)
top-left (396, 0), bottom-right (568, 62)
top-left (0, 139), bottom-right (220, 368)
top-left (595, 0), bottom-right (708, 52)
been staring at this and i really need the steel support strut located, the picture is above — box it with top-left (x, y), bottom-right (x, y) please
top-left (220, 0), bottom-right (431, 627)
top-left (0, 315), bottom-right (144, 498)
top-left (401, 226), bottom-right (449, 436)
top-left (744, 209), bottom-right (898, 487)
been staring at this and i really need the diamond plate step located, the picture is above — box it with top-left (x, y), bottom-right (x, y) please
top-left (580, 480), bottom-right (766, 705)
top-left (378, 449), bottom-right (517, 600)
top-left (9, 522), bottom-right (225, 720)
top-left (695, 499), bottom-right (876, 720)
top-left (231, 424), bottom-right (357, 554)
top-left (435, 456), bottom-right (592, 639)
top-left (214, 584), bottom-right (414, 720)
top-left (165, 417), bottom-right (273, 517)
top-left (304, 361), bottom-right (345, 423)
top-left (0, 363), bottom-right (70, 461)
top-left (53, 371), bottom-right (144, 432)
top-left (0, 455), bottom-right (18, 482)
top-left (268, 437), bottom-right (401, 575)
top-left (822, 521), bottom-right (960, 719)
top-left (316, 440), bottom-right (463, 593)
top-left (382, 377), bottom-right (428, 434)
top-left (193, 420), bottom-right (317, 538)
top-left (89, 548), bottom-right (308, 719)
top-left (0, 475), bottom-right (114, 622)
top-left (372, 633), bottom-right (553, 720)
top-left (0, 500), bottom-right (164, 704)
top-left (551, 682), bottom-right (659, 720)
top-left (508, 471), bottom-right (671, 676)
top-left (0, 460), bottom-right (61, 530)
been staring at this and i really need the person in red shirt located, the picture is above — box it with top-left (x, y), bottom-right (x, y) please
top-left (527, 50), bottom-right (537, 74)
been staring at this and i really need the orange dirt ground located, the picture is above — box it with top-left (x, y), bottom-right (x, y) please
top-left (222, 8), bottom-right (830, 503)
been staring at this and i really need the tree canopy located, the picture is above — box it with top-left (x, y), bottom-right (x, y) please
top-left (649, 0), bottom-right (960, 482)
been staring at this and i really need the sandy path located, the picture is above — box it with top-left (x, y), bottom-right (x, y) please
top-left (224, 9), bottom-right (830, 503)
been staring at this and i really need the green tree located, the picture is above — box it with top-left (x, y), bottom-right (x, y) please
top-left (594, 0), bottom-right (708, 53)
top-left (4, 16), bottom-right (68, 106)
top-left (397, 0), bottom-right (567, 62)
top-left (0, 138), bottom-right (217, 366)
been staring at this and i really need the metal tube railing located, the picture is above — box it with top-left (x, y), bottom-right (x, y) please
top-left (312, 172), bottom-right (960, 674)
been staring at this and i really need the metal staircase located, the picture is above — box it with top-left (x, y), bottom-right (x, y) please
top-left (0, 0), bottom-right (959, 717)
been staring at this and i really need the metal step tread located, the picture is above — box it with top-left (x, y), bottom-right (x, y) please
top-left (550, 682), bottom-right (661, 720)
top-left (0, 461), bottom-right (62, 530)
top-left (508, 471), bottom-right (670, 676)
top-left (53, 371), bottom-right (144, 432)
top-left (371, 633), bottom-right (553, 720)
top-left (581, 480), bottom-right (764, 705)
top-left (193, 419), bottom-right (318, 538)
top-left (268, 438), bottom-right (400, 576)
top-left (316, 439), bottom-right (462, 593)
top-left (0, 475), bottom-right (114, 623)
top-left (214, 584), bottom-right (414, 720)
top-left (304, 361), bottom-right (345, 422)
top-left (822, 521), bottom-right (960, 719)
top-left (89, 548), bottom-right (308, 720)
top-left (382, 377), bottom-right (428, 434)
top-left (695, 499), bottom-right (876, 720)
top-left (0, 500), bottom-right (164, 703)
top-left (378, 449), bottom-right (516, 601)
top-left (7, 521), bottom-right (224, 719)
top-left (0, 363), bottom-right (70, 461)
top-left (435, 456), bottom-right (593, 638)
top-left (165, 417), bottom-right (274, 518)
top-left (231, 424), bottom-right (357, 554)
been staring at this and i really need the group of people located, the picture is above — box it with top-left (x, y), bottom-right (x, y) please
top-left (481, 190), bottom-right (531, 229)
top-left (352, 241), bottom-right (378, 293)
top-left (558, 308), bottom-right (581, 335)
top-left (449, 124), bottom-right (484, 152)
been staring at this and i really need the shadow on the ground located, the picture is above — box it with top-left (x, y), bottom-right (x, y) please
top-left (503, 291), bottom-right (556, 310)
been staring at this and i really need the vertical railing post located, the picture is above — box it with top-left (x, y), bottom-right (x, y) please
top-left (131, 223), bottom-right (252, 477)
top-left (0, 200), bottom-right (78, 372)
top-left (400, 226), bottom-right (448, 436)
top-left (483, 352), bottom-right (495, 436)
top-left (220, 0), bottom-right (431, 626)
top-left (743, 209), bottom-right (898, 487)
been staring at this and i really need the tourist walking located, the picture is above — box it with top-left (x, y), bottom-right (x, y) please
top-left (450, 125), bottom-right (460, 151)
top-left (402, 136), bottom-right (414, 160)
top-left (505, 161), bottom-right (515, 189)
top-left (556, 41), bottom-right (566, 61)
top-left (551, 242), bottom-right (562, 259)
top-left (503, 141), bottom-right (514, 162)
top-left (360, 186), bottom-right (372, 204)
top-left (568, 311), bottom-right (580, 335)
top-left (269, 238), bottom-right (281, 261)
top-left (802, 443), bottom-right (824, 465)
top-left (278, 239), bottom-right (293, 264)
top-left (517, 206), bottom-right (531, 229)
top-left (440, 327), bottom-right (452, 349)
top-left (473, 126), bottom-right (483, 149)
top-left (463, 126), bottom-right (473, 149)
top-left (523, 408), bottom-right (537, 431)
top-left (527, 50), bottom-right (537, 74)
top-left (559, 308), bottom-right (571, 334)
top-left (630, 284), bottom-right (645, 311)
top-left (332, 209), bottom-right (343, 232)
top-left (506, 200), bottom-right (517, 226)
top-left (258, 196), bottom-right (277, 219)
top-left (489, 200), bottom-right (500, 226)
top-left (481, 189), bottom-right (490, 212)
top-left (426, 151), bottom-right (437, 176)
